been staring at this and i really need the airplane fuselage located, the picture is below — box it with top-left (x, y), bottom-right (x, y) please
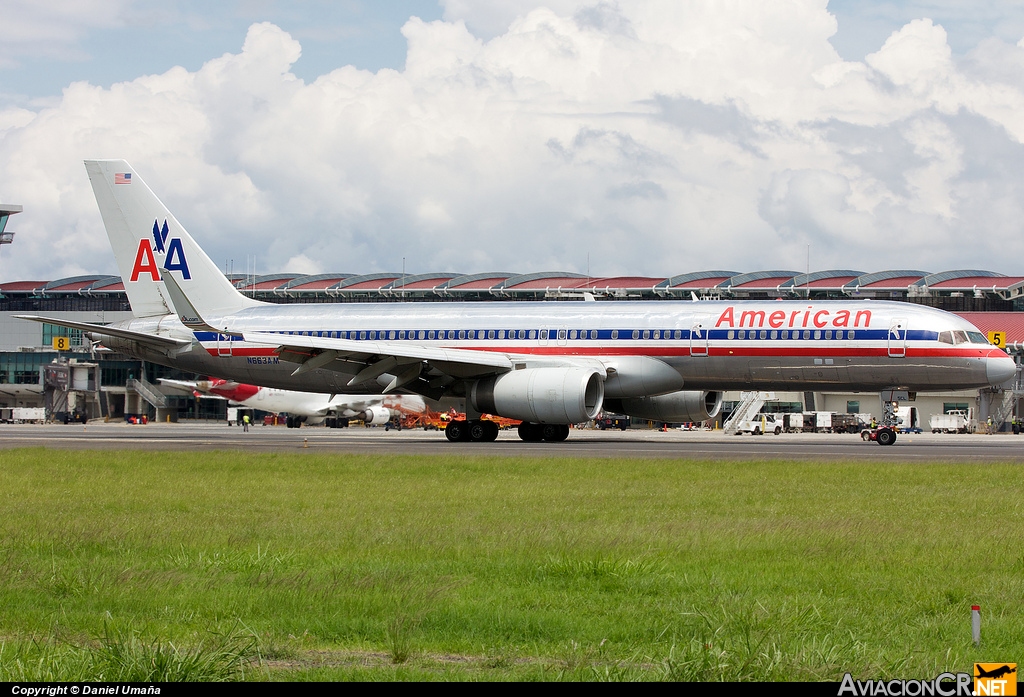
top-left (101, 299), bottom-right (1013, 394)
top-left (207, 382), bottom-right (426, 419)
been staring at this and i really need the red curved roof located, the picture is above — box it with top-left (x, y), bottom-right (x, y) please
top-left (288, 277), bottom-right (348, 291)
top-left (241, 278), bottom-right (299, 291)
top-left (505, 276), bottom-right (589, 290)
top-left (930, 276), bottom-right (1024, 289)
top-left (343, 277), bottom-right (399, 290)
top-left (448, 277), bottom-right (511, 290)
top-left (956, 312), bottom-right (1024, 343)
top-left (400, 279), bottom-right (451, 290)
top-left (670, 276), bottom-right (732, 289)
top-left (577, 276), bottom-right (663, 289)
top-left (0, 281), bottom-right (46, 292)
top-left (47, 280), bottom-right (99, 291)
top-left (731, 277), bottom-right (793, 289)
top-left (858, 276), bottom-right (924, 289)
top-left (803, 276), bottom-right (858, 288)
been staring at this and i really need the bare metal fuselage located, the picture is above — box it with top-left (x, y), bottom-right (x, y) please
top-left (99, 299), bottom-right (1012, 395)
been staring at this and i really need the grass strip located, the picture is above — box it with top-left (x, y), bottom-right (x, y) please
top-left (0, 448), bottom-right (1020, 680)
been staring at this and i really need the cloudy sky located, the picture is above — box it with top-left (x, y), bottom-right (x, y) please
top-left (2, 0), bottom-right (1024, 283)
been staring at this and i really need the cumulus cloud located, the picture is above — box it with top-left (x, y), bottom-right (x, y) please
top-left (282, 253), bottom-right (323, 275)
top-left (2, 0), bottom-right (1024, 283)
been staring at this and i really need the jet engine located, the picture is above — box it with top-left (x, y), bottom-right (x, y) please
top-left (359, 405), bottom-right (392, 425)
top-left (605, 390), bottom-right (722, 422)
top-left (470, 367), bottom-right (604, 424)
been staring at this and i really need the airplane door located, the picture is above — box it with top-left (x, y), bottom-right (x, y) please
top-left (557, 327), bottom-right (568, 346)
top-left (888, 318), bottom-right (907, 358)
top-left (216, 331), bottom-right (233, 357)
top-left (539, 328), bottom-right (549, 346)
top-left (689, 316), bottom-right (709, 357)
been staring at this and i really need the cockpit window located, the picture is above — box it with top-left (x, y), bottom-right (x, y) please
top-left (937, 331), bottom-right (953, 344)
top-left (967, 331), bottom-right (988, 345)
top-left (952, 330), bottom-right (969, 345)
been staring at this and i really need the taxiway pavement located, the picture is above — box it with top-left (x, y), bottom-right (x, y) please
top-left (2, 422), bottom-right (1024, 461)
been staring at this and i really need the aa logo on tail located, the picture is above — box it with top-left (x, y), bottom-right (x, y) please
top-left (153, 220), bottom-right (169, 253)
top-left (130, 218), bottom-right (191, 281)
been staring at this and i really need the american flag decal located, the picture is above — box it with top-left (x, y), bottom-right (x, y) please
top-left (115, 173), bottom-right (131, 184)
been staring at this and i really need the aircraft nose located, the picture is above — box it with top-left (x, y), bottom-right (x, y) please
top-left (987, 353), bottom-right (1017, 385)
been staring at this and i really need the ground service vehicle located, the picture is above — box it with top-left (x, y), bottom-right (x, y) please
top-left (803, 411), bottom-right (833, 433)
top-left (929, 409), bottom-right (976, 433)
top-left (735, 413), bottom-right (782, 435)
top-left (782, 413), bottom-right (803, 433)
top-left (894, 406), bottom-right (922, 433)
top-left (596, 415), bottom-right (630, 430)
top-left (17, 160), bottom-right (1016, 445)
top-left (831, 413), bottom-right (866, 433)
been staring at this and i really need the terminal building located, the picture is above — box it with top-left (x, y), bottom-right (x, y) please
top-left (3, 260), bottom-right (1024, 429)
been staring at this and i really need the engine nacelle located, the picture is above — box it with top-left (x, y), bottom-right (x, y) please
top-left (360, 405), bottom-right (392, 425)
top-left (606, 391), bottom-right (722, 422)
top-left (602, 356), bottom-right (683, 399)
top-left (471, 367), bottom-right (604, 424)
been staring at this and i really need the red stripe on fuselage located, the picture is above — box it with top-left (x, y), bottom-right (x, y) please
top-left (203, 344), bottom-right (998, 359)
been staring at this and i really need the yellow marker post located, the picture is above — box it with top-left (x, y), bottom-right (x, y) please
top-left (52, 336), bottom-right (70, 351)
top-left (987, 331), bottom-right (1006, 349)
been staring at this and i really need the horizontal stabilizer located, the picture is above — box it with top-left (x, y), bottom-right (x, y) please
top-left (15, 315), bottom-right (189, 348)
top-left (161, 271), bottom-right (221, 333)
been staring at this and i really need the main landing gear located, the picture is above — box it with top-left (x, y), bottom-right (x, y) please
top-left (443, 420), bottom-right (570, 443)
top-left (445, 419), bottom-right (500, 442)
top-left (517, 422), bottom-right (570, 443)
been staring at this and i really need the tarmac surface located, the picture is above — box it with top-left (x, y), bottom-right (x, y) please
top-left (2, 421), bottom-right (1024, 461)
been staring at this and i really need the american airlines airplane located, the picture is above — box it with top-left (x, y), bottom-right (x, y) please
top-left (158, 378), bottom-right (427, 427)
top-left (18, 160), bottom-right (1016, 445)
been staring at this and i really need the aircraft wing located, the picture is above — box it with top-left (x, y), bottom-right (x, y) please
top-left (157, 378), bottom-right (199, 393)
top-left (241, 330), bottom-right (520, 393)
top-left (156, 378), bottom-right (227, 400)
top-left (15, 315), bottom-right (190, 348)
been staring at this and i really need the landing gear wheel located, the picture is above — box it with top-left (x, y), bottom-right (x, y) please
top-left (518, 422), bottom-right (543, 442)
top-left (876, 428), bottom-right (897, 446)
top-left (445, 420), bottom-right (470, 442)
top-left (469, 420), bottom-right (498, 442)
top-left (542, 424), bottom-right (570, 442)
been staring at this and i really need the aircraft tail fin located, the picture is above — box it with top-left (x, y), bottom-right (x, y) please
top-left (84, 160), bottom-right (262, 319)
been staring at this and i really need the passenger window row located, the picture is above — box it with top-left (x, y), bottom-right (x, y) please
top-left (273, 328), bottom-right (868, 341)
top-left (726, 329), bottom-right (856, 341)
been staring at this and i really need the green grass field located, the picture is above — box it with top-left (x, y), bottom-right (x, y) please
top-left (0, 448), bottom-right (1020, 681)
